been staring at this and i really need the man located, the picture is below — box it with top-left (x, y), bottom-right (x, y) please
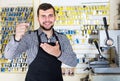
top-left (4, 3), bottom-right (77, 81)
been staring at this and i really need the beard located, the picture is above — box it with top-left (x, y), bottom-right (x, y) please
top-left (40, 25), bottom-right (53, 31)
top-left (40, 21), bottom-right (54, 31)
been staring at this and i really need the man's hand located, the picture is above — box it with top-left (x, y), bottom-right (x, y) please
top-left (40, 41), bottom-right (61, 57)
top-left (15, 23), bottom-right (29, 41)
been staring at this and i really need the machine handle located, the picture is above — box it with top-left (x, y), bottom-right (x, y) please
top-left (93, 40), bottom-right (106, 59)
top-left (103, 17), bottom-right (110, 40)
top-left (93, 40), bottom-right (101, 55)
top-left (103, 17), bottom-right (114, 46)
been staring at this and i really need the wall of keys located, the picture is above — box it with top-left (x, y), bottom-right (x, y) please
top-left (0, 7), bottom-right (34, 72)
top-left (54, 5), bottom-right (110, 26)
top-left (0, 3), bottom-right (110, 74)
top-left (54, 4), bottom-right (110, 75)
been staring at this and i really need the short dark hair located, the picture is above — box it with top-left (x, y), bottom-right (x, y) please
top-left (37, 3), bottom-right (56, 17)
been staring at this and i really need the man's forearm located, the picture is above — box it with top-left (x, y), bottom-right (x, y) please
top-left (58, 52), bottom-right (77, 67)
top-left (4, 36), bottom-right (19, 59)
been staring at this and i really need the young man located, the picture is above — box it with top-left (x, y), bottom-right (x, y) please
top-left (4, 3), bottom-right (77, 81)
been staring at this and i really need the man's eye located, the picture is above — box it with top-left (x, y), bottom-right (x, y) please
top-left (49, 14), bottom-right (54, 17)
top-left (41, 15), bottom-right (46, 18)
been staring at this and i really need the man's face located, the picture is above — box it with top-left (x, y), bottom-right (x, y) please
top-left (38, 8), bottom-right (56, 31)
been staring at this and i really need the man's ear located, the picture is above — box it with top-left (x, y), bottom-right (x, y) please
top-left (37, 16), bottom-right (39, 21)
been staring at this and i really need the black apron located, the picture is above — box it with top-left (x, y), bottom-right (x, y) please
top-left (25, 31), bottom-right (63, 81)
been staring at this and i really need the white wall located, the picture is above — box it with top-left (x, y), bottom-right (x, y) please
top-left (0, 0), bottom-right (33, 7)
top-left (110, 0), bottom-right (120, 29)
top-left (33, 0), bottom-right (40, 29)
top-left (40, 0), bottom-right (109, 6)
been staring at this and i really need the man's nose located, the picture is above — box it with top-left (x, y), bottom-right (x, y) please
top-left (45, 16), bottom-right (50, 21)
